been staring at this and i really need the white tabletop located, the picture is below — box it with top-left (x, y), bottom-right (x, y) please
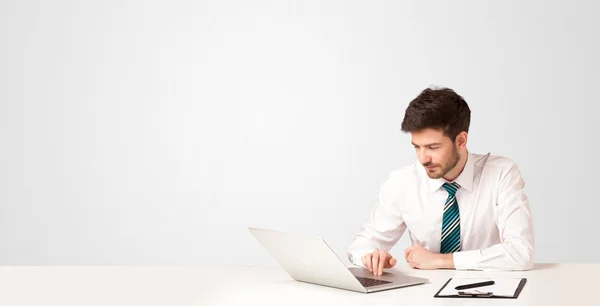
top-left (0, 263), bottom-right (594, 305)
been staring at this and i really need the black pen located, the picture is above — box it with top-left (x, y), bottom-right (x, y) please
top-left (455, 280), bottom-right (495, 290)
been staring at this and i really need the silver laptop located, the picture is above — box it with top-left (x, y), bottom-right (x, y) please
top-left (249, 227), bottom-right (429, 293)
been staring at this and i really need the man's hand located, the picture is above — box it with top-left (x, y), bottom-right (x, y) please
top-left (362, 250), bottom-right (397, 276)
top-left (405, 244), bottom-right (454, 270)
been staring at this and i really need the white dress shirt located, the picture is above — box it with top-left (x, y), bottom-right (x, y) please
top-left (348, 151), bottom-right (535, 271)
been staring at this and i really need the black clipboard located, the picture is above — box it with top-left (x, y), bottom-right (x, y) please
top-left (433, 278), bottom-right (527, 299)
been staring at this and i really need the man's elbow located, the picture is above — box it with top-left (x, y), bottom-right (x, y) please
top-left (511, 246), bottom-right (534, 271)
top-left (513, 257), bottom-right (534, 271)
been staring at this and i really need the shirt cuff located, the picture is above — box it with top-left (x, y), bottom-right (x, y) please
top-left (453, 250), bottom-right (480, 270)
top-left (348, 248), bottom-right (375, 268)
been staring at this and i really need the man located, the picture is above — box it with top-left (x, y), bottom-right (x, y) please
top-left (347, 87), bottom-right (534, 275)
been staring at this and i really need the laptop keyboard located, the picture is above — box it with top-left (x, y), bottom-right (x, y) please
top-left (355, 276), bottom-right (392, 287)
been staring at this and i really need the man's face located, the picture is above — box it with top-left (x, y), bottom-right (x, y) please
top-left (411, 128), bottom-right (460, 179)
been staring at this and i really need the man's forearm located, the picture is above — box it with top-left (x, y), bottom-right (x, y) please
top-left (452, 243), bottom-right (534, 271)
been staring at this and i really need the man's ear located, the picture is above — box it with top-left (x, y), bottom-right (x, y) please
top-left (456, 131), bottom-right (468, 148)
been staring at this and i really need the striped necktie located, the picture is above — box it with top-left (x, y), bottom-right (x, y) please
top-left (441, 182), bottom-right (461, 253)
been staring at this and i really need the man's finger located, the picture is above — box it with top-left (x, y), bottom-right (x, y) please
top-left (408, 253), bottom-right (418, 269)
top-left (364, 254), bottom-right (373, 272)
top-left (377, 251), bottom-right (386, 275)
top-left (389, 257), bottom-right (397, 267)
top-left (371, 253), bottom-right (379, 275)
top-left (408, 255), bottom-right (415, 268)
top-left (405, 247), bottom-right (412, 262)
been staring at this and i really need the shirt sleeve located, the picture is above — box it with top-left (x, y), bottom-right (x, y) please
top-left (347, 176), bottom-right (407, 267)
top-left (453, 163), bottom-right (535, 271)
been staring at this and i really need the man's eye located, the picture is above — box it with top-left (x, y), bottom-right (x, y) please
top-left (430, 147), bottom-right (438, 150)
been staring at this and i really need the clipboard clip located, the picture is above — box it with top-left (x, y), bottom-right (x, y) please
top-left (457, 290), bottom-right (493, 297)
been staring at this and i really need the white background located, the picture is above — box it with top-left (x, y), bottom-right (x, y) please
top-left (1, 0), bottom-right (597, 265)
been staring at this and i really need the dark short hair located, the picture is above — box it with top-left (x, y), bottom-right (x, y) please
top-left (400, 87), bottom-right (471, 141)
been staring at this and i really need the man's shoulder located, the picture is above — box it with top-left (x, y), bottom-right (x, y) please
top-left (388, 160), bottom-right (422, 181)
top-left (472, 152), bottom-right (521, 179)
top-left (473, 152), bottom-right (518, 168)
top-left (377, 162), bottom-right (422, 202)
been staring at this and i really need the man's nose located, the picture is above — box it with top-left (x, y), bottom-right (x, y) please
top-left (419, 153), bottom-right (431, 165)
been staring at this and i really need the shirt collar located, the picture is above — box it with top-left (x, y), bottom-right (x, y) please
top-left (427, 151), bottom-right (474, 194)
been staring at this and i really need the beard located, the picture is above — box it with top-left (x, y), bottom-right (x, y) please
top-left (423, 147), bottom-right (460, 179)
